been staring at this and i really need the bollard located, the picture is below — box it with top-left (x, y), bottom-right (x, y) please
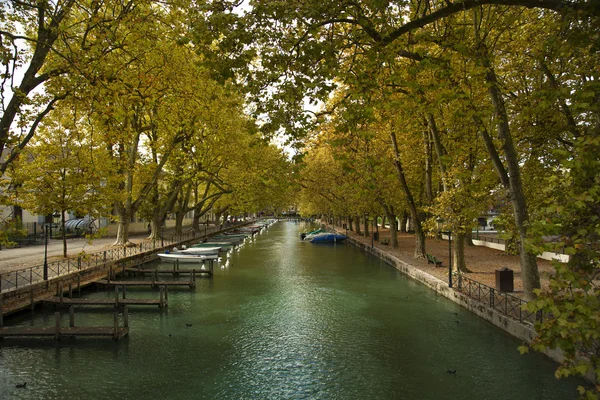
top-left (69, 306), bottom-right (75, 327)
top-left (68, 283), bottom-right (73, 299)
top-left (59, 285), bottom-right (63, 306)
top-left (165, 285), bottom-right (169, 300)
top-left (122, 284), bottom-right (127, 299)
top-left (114, 287), bottom-right (119, 307)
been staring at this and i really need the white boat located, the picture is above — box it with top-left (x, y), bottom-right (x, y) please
top-left (157, 253), bottom-right (219, 264)
top-left (172, 246), bottom-right (221, 255)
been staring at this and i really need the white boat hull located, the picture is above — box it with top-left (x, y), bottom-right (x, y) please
top-left (158, 253), bottom-right (219, 264)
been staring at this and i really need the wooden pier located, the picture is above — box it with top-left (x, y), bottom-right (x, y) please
top-left (44, 286), bottom-right (168, 308)
top-left (0, 307), bottom-right (129, 340)
top-left (125, 267), bottom-right (212, 276)
top-left (95, 278), bottom-right (195, 288)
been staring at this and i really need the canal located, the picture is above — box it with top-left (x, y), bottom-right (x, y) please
top-left (0, 221), bottom-right (580, 399)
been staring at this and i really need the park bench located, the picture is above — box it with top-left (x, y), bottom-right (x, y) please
top-left (380, 238), bottom-right (390, 245)
top-left (426, 254), bottom-right (443, 267)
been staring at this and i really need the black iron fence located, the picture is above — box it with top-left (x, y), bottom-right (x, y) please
top-left (0, 223), bottom-right (250, 293)
top-left (452, 273), bottom-right (543, 326)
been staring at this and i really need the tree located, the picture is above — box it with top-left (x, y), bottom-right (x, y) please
top-left (4, 107), bottom-right (106, 256)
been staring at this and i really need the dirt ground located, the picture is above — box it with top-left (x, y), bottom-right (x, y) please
top-left (338, 226), bottom-right (556, 298)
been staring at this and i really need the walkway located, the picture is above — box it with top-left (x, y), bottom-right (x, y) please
top-left (333, 225), bottom-right (556, 299)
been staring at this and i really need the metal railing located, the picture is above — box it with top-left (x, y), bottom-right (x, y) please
top-left (452, 274), bottom-right (542, 326)
top-left (0, 223), bottom-right (250, 293)
top-left (474, 235), bottom-right (506, 245)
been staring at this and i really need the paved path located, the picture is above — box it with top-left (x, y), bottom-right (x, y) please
top-left (331, 225), bottom-right (556, 299)
top-left (0, 231), bottom-right (168, 274)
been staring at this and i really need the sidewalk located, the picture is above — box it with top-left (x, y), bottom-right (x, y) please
top-left (0, 232), bottom-right (159, 274)
top-left (336, 226), bottom-right (556, 299)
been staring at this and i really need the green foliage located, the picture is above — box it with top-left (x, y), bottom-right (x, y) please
top-left (525, 136), bottom-right (600, 398)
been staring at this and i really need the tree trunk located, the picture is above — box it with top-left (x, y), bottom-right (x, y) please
top-left (114, 208), bottom-right (131, 246)
top-left (390, 130), bottom-right (426, 258)
top-left (465, 230), bottom-right (474, 246)
top-left (453, 232), bottom-right (471, 273)
top-left (355, 216), bottom-right (362, 235)
top-left (364, 215), bottom-right (369, 237)
top-left (384, 208), bottom-right (398, 248)
top-left (192, 213), bottom-right (201, 231)
top-left (470, 10), bottom-right (540, 299)
top-left (400, 211), bottom-right (408, 233)
top-left (348, 216), bottom-right (354, 232)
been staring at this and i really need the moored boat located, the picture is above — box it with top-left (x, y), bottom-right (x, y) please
top-left (308, 233), bottom-right (347, 243)
top-left (157, 253), bottom-right (219, 263)
top-left (173, 246), bottom-right (221, 255)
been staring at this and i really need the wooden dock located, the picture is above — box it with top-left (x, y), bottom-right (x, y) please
top-left (95, 279), bottom-right (195, 288)
top-left (98, 268), bottom-right (198, 289)
top-left (45, 286), bottom-right (168, 308)
top-left (0, 307), bottom-right (129, 340)
top-left (125, 268), bottom-right (212, 276)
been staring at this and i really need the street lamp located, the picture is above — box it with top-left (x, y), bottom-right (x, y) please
top-left (43, 222), bottom-right (49, 280)
top-left (437, 217), bottom-right (453, 288)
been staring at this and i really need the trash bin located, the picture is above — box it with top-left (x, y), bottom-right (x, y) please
top-left (495, 268), bottom-right (514, 292)
top-left (373, 232), bottom-right (379, 241)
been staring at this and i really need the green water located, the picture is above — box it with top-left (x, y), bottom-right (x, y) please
top-left (0, 222), bottom-right (580, 399)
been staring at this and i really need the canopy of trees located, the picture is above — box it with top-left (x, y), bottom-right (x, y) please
top-left (1, 0), bottom-right (598, 395)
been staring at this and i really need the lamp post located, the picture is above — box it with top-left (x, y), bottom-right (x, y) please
top-left (437, 218), bottom-right (453, 288)
top-left (43, 222), bottom-right (50, 280)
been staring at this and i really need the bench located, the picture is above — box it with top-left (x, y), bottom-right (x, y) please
top-left (380, 238), bottom-right (390, 245)
top-left (426, 254), bottom-right (443, 267)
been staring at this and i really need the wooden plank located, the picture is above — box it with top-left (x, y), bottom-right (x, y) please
top-left (0, 326), bottom-right (129, 338)
top-left (94, 280), bottom-right (192, 287)
top-left (43, 298), bottom-right (164, 306)
top-left (125, 268), bottom-right (212, 275)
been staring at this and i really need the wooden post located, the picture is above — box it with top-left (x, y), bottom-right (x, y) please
top-left (152, 270), bottom-right (156, 288)
top-left (113, 311), bottom-right (119, 340)
top-left (114, 286), bottom-right (119, 307)
top-left (159, 287), bottom-right (164, 308)
top-left (122, 263), bottom-right (126, 276)
top-left (165, 285), bottom-right (169, 300)
top-left (68, 283), bottom-right (73, 299)
top-left (107, 267), bottom-right (111, 284)
top-left (0, 296), bottom-right (4, 328)
top-left (55, 312), bottom-right (61, 340)
top-left (123, 306), bottom-right (129, 329)
top-left (69, 306), bottom-right (75, 327)
top-left (77, 274), bottom-right (81, 297)
top-left (30, 289), bottom-right (35, 312)
top-left (59, 284), bottom-right (63, 306)
top-left (56, 282), bottom-right (60, 296)
top-left (173, 262), bottom-right (176, 276)
top-left (176, 259), bottom-right (180, 272)
top-left (122, 284), bottom-right (127, 299)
